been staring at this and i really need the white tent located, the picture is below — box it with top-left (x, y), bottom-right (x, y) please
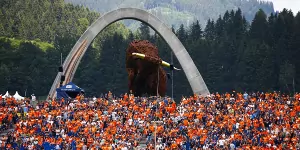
top-left (13, 91), bottom-right (24, 100)
top-left (3, 91), bottom-right (10, 99)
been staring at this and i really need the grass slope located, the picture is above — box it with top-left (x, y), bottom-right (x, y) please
top-left (0, 37), bottom-right (54, 51)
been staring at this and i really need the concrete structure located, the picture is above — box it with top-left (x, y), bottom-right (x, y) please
top-left (48, 8), bottom-right (210, 99)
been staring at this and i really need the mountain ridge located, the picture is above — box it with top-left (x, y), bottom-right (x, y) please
top-left (65, 0), bottom-right (274, 29)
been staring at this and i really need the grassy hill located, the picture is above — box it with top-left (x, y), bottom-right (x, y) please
top-left (65, 0), bottom-right (274, 29)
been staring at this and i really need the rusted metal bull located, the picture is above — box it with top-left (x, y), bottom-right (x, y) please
top-left (126, 40), bottom-right (180, 97)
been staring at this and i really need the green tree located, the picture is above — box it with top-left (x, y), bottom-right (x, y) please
top-left (176, 24), bottom-right (188, 46)
top-left (189, 20), bottom-right (203, 41)
top-left (293, 12), bottom-right (300, 91)
top-left (139, 22), bottom-right (151, 40)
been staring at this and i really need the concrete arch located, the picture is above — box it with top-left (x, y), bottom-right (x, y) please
top-left (48, 8), bottom-right (210, 99)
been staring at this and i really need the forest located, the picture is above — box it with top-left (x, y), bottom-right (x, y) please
top-left (0, 0), bottom-right (300, 100)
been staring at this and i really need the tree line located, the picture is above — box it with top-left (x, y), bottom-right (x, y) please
top-left (0, 0), bottom-right (299, 100)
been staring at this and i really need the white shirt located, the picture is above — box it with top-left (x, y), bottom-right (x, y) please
top-left (34, 140), bottom-right (38, 145)
top-left (69, 103), bottom-right (74, 109)
top-left (121, 147), bottom-right (128, 150)
top-left (60, 129), bottom-right (65, 134)
top-left (82, 145), bottom-right (87, 150)
top-left (218, 139), bottom-right (225, 146)
top-left (128, 119), bottom-right (133, 126)
top-left (112, 112), bottom-right (117, 120)
top-left (81, 121), bottom-right (87, 125)
top-left (55, 144), bottom-right (61, 150)
top-left (31, 95), bottom-right (36, 101)
top-left (156, 144), bottom-right (163, 150)
top-left (47, 115), bottom-right (52, 122)
top-left (62, 134), bottom-right (66, 139)
top-left (203, 144), bottom-right (209, 150)
top-left (230, 143), bottom-right (235, 150)
top-left (28, 144), bottom-right (34, 150)
top-left (56, 129), bottom-right (60, 134)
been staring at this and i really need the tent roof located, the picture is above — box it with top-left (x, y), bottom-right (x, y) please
top-left (4, 91), bottom-right (9, 96)
top-left (3, 91), bottom-right (10, 98)
top-left (57, 82), bottom-right (83, 92)
top-left (14, 91), bottom-right (21, 96)
top-left (13, 91), bottom-right (24, 100)
top-left (14, 91), bottom-right (24, 97)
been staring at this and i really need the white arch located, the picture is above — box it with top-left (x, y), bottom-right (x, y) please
top-left (48, 8), bottom-right (210, 99)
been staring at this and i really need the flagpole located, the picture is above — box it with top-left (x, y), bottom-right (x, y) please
top-left (60, 53), bottom-right (63, 87)
top-left (171, 51), bottom-right (174, 101)
top-left (155, 66), bottom-right (160, 149)
top-left (293, 77), bottom-right (295, 95)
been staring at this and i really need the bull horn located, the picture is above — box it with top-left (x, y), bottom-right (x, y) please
top-left (132, 53), bottom-right (146, 59)
top-left (161, 61), bottom-right (181, 70)
top-left (132, 53), bottom-right (181, 71)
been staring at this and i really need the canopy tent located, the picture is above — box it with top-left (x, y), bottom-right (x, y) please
top-left (13, 91), bottom-right (25, 100)
top-left (56, 82), bottom-right (84, 100)
top-left (3, 91), bottom-right (10, 99)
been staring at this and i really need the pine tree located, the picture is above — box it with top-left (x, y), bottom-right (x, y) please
top-left (292, 12), bottom-right (300, 91)
top-left (204, 19), bottom-right (215, 41)
top-left (139, 22), bottom-right (151, 40)
top-left (250, 9), bottom-right (268, 42)
top-left (189, 20), bottom-right (203, 41)
top-left (176, 24), bottom-right (188, 45)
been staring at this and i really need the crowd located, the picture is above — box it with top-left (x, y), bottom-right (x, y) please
top-left (0, 91), bottom-right (299, 150)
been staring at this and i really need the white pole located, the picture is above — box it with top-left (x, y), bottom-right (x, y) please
top-left (61, 53), bottom-right (63, 65)
top-left (171, 51), bottom-right (174, 101)
top-left (293, 77), bottom-right (295, 95)
top-left (155, 66), bottom-right (159, 149)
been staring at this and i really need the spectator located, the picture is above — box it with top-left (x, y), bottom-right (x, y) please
top-left (0, 91), bottom-right (298, 149)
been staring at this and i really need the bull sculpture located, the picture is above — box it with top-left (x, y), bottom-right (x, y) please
top-left (126, 40), bottom-right (180, 97)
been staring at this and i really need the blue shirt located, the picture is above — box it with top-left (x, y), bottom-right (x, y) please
top-left (23, 107), bottom-right (28, 113)
top-left (71, 140), bottom-right (76, 150)
top-left (164, 99), bottom-right (168, 105)
top-left (42, 142), bottom-right (50, 150)
top-left (243, 93), bottom-right (248, 100)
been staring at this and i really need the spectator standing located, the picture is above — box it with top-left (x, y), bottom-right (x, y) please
top-left (31, 94), bottom-right (36, 107)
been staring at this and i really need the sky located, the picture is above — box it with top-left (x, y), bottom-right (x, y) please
top-left (265, 0), bottom-right (300, 14)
